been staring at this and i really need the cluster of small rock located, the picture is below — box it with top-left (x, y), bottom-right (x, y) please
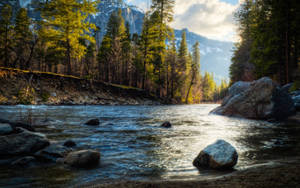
top-left (1, 117), bottom-right (239, 172)
top-left (0, 119), bottom-right (101, 169)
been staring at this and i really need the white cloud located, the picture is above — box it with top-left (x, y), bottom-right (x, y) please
top-left (171, 0), bottom-right (240, 42)
top-left (126, 0), bottom-right (242, 42)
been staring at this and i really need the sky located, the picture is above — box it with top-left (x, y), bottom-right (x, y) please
top-left (125, 0), bottom-right (243, 42)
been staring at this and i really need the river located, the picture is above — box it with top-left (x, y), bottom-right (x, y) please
top-left (0, 104), bottom-right (299, 187)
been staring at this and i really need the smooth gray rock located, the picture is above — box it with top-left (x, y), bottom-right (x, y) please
top-left (193, 140), bottom-right (238, 169)
top-left (211, 77), bottom-right (295, 120)
top-left (63, 150), bottom-right (100, 168)
top-left (0, 128), bottom-right (50, 156)
top-left (0, 123), bottom-right (13, 135)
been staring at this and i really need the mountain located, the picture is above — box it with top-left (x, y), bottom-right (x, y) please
top-left (4, 0), bottom-right (233, 83)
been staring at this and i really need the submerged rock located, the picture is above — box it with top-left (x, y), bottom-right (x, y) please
top-left (0, 128), bottom-right (50, 156)
top-left (161, 121), bottom-right (172, 128)
top-left (11, 156), bottom-right (36, 167)
top-left (0, 123), bottom-right (13, 135)
top-left (63, 140), bottom-right (76, 148)
top-left (0, 119), bottom-right (35, 132)
top-left (85, 119), bottom-right (100, 126)
top-left (63, 150), bottom-right (100, 168)
top-left (211, 77), bottom-right (295, 120)
top-left (35, 143), bottom-right (72, 162)
top-left (193, 140), bottom-right (238, 169)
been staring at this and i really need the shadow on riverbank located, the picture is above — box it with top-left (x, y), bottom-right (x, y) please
top-left (84, 158), bottom-right (300, 188)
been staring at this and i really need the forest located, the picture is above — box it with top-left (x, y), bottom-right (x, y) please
top-left (230, 0), bottom-right (300, 88)
top-left (0, 0), bottom-right (228, 104)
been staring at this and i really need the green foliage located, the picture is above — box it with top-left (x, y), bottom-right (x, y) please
top-left (18, 86), bottom-right (35, 104)
top-left (15, 8), bottom-right (33, 69)
top-left (40, 91), bottom-right (50, 102)
top-left (202, 72), bottom-right (216, 102)
top-left (39, 0), bottom-right (98, 74)
top-left (0, 0), bottom-right (225, 104)
top-left (0, 4), bottom-right (14, 67)
top-left (231, 0), bottom-right (300, 85)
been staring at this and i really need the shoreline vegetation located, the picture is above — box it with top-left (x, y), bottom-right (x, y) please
top-left (0, 67), bottom-right (160, 105)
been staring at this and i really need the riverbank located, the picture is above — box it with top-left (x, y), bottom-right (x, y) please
top-left (0, 67), bottom-right (159, 105)
top-left (85, 158), bottom-right (300, 188)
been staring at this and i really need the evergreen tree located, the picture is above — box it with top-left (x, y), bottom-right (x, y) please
top-left (151, 0), bottom-right (175, 97)
top-left (0, 4), bottom-right (13, 67)
top-left (140, 12), bottom-right (153, 89)
top-left (39, 0), bottom-right (98, 75)
top-left (185, 41), bottom-right (200, 103)
top-left (202, 72), bottom-right (216, 102)
top-left (14, 8), bottom-right (33, 69)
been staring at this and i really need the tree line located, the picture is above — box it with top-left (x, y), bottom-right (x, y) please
top-left (230, 0), bottom-right (300, 87)
top-left (0, 0), bottom-right (228, 103)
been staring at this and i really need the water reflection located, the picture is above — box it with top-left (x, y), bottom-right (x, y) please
top-left (0, 104), bottom-right (299, 187)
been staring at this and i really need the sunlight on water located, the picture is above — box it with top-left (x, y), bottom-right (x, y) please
top-left (0, 104), bottom-right (299, 187)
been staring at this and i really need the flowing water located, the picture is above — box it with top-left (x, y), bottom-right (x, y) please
top-left (0, 104), bottom-right (299, 187)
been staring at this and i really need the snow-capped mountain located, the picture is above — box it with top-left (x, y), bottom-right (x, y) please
top-left (4, 0), bottom-right (233, 82)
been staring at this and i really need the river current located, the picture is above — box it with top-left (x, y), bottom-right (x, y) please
top-left (0, 104), bottom-right (299, 187)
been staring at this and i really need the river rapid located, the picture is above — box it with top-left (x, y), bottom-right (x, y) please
top-left (0, 104), bottom-right (299, 187)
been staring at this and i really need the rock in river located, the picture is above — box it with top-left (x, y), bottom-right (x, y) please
top-left (0, 128), bottom-right (50, 156)
top-left (0, 123), bottom-right (13, 135)
top-left (193, 140), bottom-right (238, 169)
top-left (35, 143), bottom-right (72, 162)
top-left (11, 156), bottom-right (36, 167)
top-left (161, 121), bottom-right (172, 128)
top-left (64, 150), bottom-right (100, 168)
top-left (63, 140), bottom-right (76, 148)
top-left (211, 77), bottom-right (295, 120)
top-left (85, 119), bottom-right (100, 126)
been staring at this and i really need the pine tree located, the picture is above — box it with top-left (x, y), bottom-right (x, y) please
top-left (14, 8), bottom-right (33, 69)
top-left (151, 0), bottom-right (175, 97)
top-left (121, 22), bottom-right (132, 85)
top-left (140, 12), bottom-right (153, 89)
top-left (202, 72), bottom-right (216, 102)
top-left (98, 35), bottom-right (111, 82)
top-left (0, 4), bottom-right (13, 67)
top-left (39, 0), bottom-right (98, 75)
top-left (185, 41), bottom-right (200, 103)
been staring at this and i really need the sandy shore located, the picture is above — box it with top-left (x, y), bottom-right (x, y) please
top-left (83, 158), bottom-right (300, 188)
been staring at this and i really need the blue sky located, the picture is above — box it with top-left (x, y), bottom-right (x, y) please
top-left (125, 0), bottom-right (242, 42)
top-left (220, 0), bottom-right (239, 5)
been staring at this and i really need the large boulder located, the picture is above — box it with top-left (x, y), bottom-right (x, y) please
top-left (63, 150), bottom-right (100, 168)
top-left (0, 128), bottom-right (50, 157)
top-left (221, 81), bottom-right (251, 106)
top-left (211, 77), bottom-right (295, 120)
top-left (193, 140), bottom-right (238, 169)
